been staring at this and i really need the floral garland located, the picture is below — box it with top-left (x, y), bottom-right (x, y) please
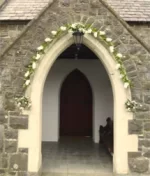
top-left (125, 99), bottom-right (143, 112)
top-left (15, 96), bottom-right (31, 110)
top-left (15, 23), bottom-right (137, 111)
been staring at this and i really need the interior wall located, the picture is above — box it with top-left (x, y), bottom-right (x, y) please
top-left (42, 59), bottom-right (113, 143)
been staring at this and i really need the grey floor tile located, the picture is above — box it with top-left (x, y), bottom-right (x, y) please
top-left (42, 137), bottom-right (113, 176)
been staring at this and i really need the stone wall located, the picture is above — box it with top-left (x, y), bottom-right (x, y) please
top-left (0, 22), bottom-right (27, 53)
top-left (1, 21), bottom-right (150, 57)
top-left (0, 111), bottom-right (28, 176)
top-left (1, 22), bottom-right (150, 55)
top-left (0, 0), bottom-right (150, 175)
top-left (130, 23), bottom-right (150, 51)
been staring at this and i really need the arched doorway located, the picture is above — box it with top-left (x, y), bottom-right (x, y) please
top-left (19, 34), bottom-right (136, 175)
top-left (60, 69), bottom-right (93, 137)
top-left (42, 47), bottom-right (113, 174)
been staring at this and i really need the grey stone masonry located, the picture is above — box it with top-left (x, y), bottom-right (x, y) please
top-left (0, 112), bottom-right (5, 124)
top-left (5, 129), bottom-right (18, 139)
top-left (131, 24), bottom-right (150, 51)
top-left (129, 157), bottom-right (149, 173)
top-left (128, 120), bottom-right (143, 134)
top-left (5, 140), bottom-right (17, 153)
top-left (144, 123), bottom-right (150, 131)
top-left (0, 111), bottom-right (29, 175)
top-left (18, 148), bottom-right (28, 154)
top-left (0, 23), bottom-right (27, 54)
top-left (0, 0), bottom-right (150, 175)
top-left (0, 154), bottom-right (7, 169)
top-left (9, 153), bottom-right (28, 171)
top-left (0, 125), bottom-right (4, 153)
top-left (9, 115), bottom-right (28, 129)
top-left (2, 11), bottom-right (150, 54)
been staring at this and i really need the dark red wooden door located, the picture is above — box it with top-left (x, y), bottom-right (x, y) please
top-left (60, 69), bottom-right (93, 136)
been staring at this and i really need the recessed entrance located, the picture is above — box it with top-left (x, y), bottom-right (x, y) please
top-left (42, 44), bottom-right (114, 175)
top-left (20, 34), bottom-right (136, 175)
top-left (60, 69), bottom-right (93, 137)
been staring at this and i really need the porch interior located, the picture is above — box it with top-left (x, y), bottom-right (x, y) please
top-left (42, 44), bottom-right (113, 175)
top-left (42, 136), bottom-right (113, 176)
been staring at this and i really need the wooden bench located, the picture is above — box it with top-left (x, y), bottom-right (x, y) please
top-left (99, 118), bottom-right (113, 156)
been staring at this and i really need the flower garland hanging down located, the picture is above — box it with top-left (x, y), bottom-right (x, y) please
top-left (16, 23), bottom-right (137, 111)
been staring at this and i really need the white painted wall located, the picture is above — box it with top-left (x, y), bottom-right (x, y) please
top-left (42, 59), bottom-right (113, 143)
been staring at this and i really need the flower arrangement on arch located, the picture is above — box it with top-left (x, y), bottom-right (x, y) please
top-left (125, 99), bottom-right (143, 112)
top-left (15, 22), bottom-right (133, 111)
top-left (15, 96), bottom-right (31, 110)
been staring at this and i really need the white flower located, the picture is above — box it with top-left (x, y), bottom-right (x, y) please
top-left (78, 28), bottom-right (86, 33)
top-left (116, 64), bottom-right (121, 70)
top-left (60, 26), bottom-right (67, 31)
top-left (109, 46), bottom-right (114, 53)
top-left (51, 31), bottom-right (57, 35)
top-left (35, 53), bottom-right (41, 60)
top-left (5, 115), bottom-right (8, 119)
top-left (127, 102), bottom-right (130, 106)
top-left (140, 104), bottom-right (143, 107)
top-left (24, 71), bottom-right (30, 78)
top-left (45, 38), bottom-right (52, 42)
top-left (37, 45), bottom-right (44, 51)
top-left (106, 38), bottom-right (112, 42)
top-left (94, 32), bottom-right (98, 38)
top-left (13, 164), bottom-right (19, 170)
top-left (17, 102), bottom-right (21, 107)
top-left (99, 31), bottom-right (105, 35)
top-left (71, 23), bottom-right (77, 28)
top-left (127, 108), bottom-right (131, 111)
top-left (25, 80), bottom-right (30, 86)
top-left (79, 28), bottom-right (83, 32)
top-left (119, 74), bottom-right (124, 79)
top-left (124, 82), bottom-right (129, 89)
top-left (82, 29), bottom-right (86, 33)
top-left (32, 62), bottom-right (36, 69)
top-left (117, 53), bottom-right (123, 58)
top-left (86, 28), bottom-right (92, 33)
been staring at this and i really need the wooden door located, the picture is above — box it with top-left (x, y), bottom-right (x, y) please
top-left (60, 69), bottom-right (93, 136)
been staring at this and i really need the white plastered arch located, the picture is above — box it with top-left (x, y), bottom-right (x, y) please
top-left (18, 33), bottom-right (138, 175)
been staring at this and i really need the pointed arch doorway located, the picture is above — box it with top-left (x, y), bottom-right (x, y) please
top-left (60, 69), bottom-right (93, 137)
top-left (19, 34), bottom-right (137, 175)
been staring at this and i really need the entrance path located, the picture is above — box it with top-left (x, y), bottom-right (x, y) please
top-left (42, 137), bottom-right (113, 176)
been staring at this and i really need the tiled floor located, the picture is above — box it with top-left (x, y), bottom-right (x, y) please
top-left (42, 137), bottom-right (113, 176)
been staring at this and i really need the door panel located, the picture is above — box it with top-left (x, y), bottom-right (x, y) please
top-left (60, 69), bottom-right (93, 136)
